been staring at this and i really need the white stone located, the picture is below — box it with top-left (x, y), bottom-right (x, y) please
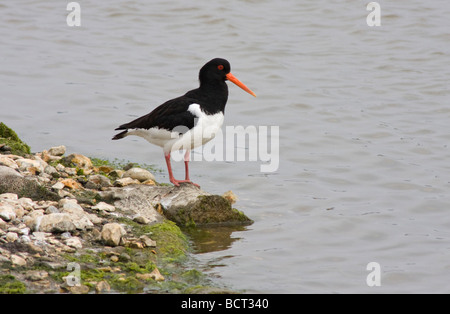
top-left (114, 177), bottom-right (140, 187)
top-left (6, 232), bottom-right (19, 242)
top-left (11, 254), bottom-right (27, 267)
top-left (0, 156), bottom-right (18, 169)
top-left (0, 204), bottom-right (16, 221)
top-left (52, 182), bottom-right (65, 190)
top-left (65, 236), bottom-right (83, 249)
top-left (0, 193), bottom-right (18, 200)
top-left (123, 168), bottom-right (155, 182)
top-left (92, 202), bottom-right (115, 212)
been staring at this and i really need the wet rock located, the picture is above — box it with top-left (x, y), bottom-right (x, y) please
top-left (123, 167), bottom-right (155, 182)
top-left (101, 223), bottom-right (126, 247)
top-left (100, 184), bottom-right (252, 227)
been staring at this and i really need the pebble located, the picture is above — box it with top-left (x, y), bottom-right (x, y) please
top-left (65, 236), bottom-right (83, 249)
top-left (113, 177), bottom-right (140, 187)
top-left (123, 167), bottom-right (156, 182)
top-left (11, 254), bottom-right (27, 267)
top-left (48, 145), bottom-right (66, 157)
top-left (92, 202), bottom-right (115, 212)
top-left (101, 223), bottom-right (126, 247)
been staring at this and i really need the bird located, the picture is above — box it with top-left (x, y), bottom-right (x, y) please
top-left (112, 58), bottom-right (256, 187)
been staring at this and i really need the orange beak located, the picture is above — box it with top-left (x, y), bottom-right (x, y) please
top-left (226, 73), bottom-right (256, 97)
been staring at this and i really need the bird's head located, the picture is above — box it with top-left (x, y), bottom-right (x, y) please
top-left (199, 58), bottom-right (256, 97)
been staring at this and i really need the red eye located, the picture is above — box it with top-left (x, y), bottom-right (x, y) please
top-left (217, 65), bottom-right (224, 70)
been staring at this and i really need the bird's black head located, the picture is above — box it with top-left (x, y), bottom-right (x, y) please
top-left (199, 58), bottom-right (231, 84)
top-left (198, 58), bottom-right (256, 97)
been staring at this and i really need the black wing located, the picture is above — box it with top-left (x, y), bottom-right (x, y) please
top-left (115, 95), bottom-right (198, 132)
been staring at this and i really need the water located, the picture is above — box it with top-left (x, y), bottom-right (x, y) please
top-left (2, 0), bottom-right (450, 293)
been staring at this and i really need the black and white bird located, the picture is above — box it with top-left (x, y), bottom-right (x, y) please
top-left (112, 58), bottom-right (256, 187)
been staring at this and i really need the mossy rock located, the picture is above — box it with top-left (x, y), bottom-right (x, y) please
top-left (0, 166), bottom-right (60, 201)
top-left (163, 194), bottom-right (253, 227)
top-left (0, 122), bottom-right (31, 156)
top-left (0, 275), bottom-right (27, 294)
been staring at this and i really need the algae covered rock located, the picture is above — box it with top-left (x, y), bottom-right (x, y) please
top-left (0, 122), bottom-right (31, 156)
top-left (100, 184), bottom-right (252, 227)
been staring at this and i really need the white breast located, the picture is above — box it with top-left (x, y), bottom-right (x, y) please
top-left (126, 104), bottom-right (224, 154)
top-left (168, 103), bottom-right (224, 152)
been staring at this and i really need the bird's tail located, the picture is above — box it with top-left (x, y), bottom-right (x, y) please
top-left (112, 130), bottom-right (128, 140)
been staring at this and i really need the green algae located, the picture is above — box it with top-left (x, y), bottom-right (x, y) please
top-left (0, 122), bottom-right (31, 156)
top-left (0, 275), bottom-right (27, 294)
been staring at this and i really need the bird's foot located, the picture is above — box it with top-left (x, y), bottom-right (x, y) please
top-left (170, 179), bottom-right (200, 188)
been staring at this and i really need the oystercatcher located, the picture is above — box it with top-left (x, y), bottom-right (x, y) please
top-left (112, 58), bottom-right (256, 187)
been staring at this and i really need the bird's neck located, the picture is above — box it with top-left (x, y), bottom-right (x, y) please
top-left (198, 80), bottom-right (229, 114)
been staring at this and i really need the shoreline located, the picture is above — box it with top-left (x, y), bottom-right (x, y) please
top-left (0, 122), bottom-right (252, 294)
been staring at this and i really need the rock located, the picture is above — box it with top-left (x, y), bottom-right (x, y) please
top-left (108, 169), bottom-right (124, 180)
top-left (65, 237), bottom-right (83, 249)
top-left (85, 174), bottom-right (112, 189)
top-left (11, 254), bottom-right (27, 267)
top-left (0, 165), bottom-right (60, 201)
top-left (44, 165), bottom-right (58, 176)
top-left (67, 284), bottom-right (90, 294)
top-left (140, 235), bottom-right (156, 247)
top-left (113, 177), bottom-right (140, 187)
top-left (60, 178), bottom-right (83, 190)
top-left (101, 223), bottom-right (126, 247)
top-left (0, 193), bottom-right (18, 200)
top-left (36, 213), bottom-right (77, 233)
top-left (133, 215), bottom-right (150, 224)
top-left (18, 197), bottom-right (34, 211)
top-left (0, 156), bottom-right (18, 169)
top-left (98, 165), bottom-right (114, 174)
top-left (52, 182), bottom-right (65, 190)
top-left (123, 167), bottom-right (155, 182)
top-left (92, 201), bottom-right (115, 212)
top-left (0, 203), bottom-right (16, 221)
top-left (150, 268), bottom-right (165, 281)
top-left (45, 205), bottom-right (60, 214)
top-left (59, 199), bottom-right (93, 230)
top-left (95, 280), bottom-right (111, 293)
top-left (5, 232), bottom-right (19, 242)
top-left (222, 190), bottom-right (238, 204)
top-left (48, 145), bottom-right (66, 156)
top-left (61, 154), bottom-right (93, 170)
top-left (26, 270), bottom-right (49, 281)
top-left (16, 158), bottom-right (47, 174)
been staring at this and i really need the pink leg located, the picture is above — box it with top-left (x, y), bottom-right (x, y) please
top-left (164, 152), bottom-right (199, 188)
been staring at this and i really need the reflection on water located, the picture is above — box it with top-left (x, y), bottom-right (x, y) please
top-left (185, 225), bottom-right (250, 254)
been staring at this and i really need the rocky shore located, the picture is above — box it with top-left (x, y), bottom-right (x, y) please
top-left (0, 122), bottom-right (252, 294)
